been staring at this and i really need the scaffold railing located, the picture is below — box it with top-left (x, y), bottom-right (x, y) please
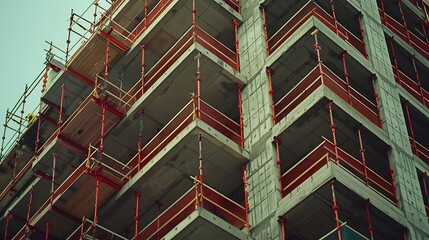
top-left (410, 137), bottom-right (429, 164)
top-left (274, 64), bottom-right (380, 127)
top-left (125, 24), bottom-right (239, 109)
top-left (67, 217), bottom-right (128, 240)
top-left (379, 8), bottom-right (429, 60)
top-left (269, 1), bottom-right (367, 57)
top-left (281, 138), bottom-right (396, 202)
top-left (393, 66), bottom-right (429, 108)
top-left (126, 97), bottom-right (241, 177)
top-left (135, 178), bottom-right (246, 239)
top-left (0, 68), bottom-right (44, 160)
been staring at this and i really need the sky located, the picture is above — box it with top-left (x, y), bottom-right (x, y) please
top-left (0, 1), bottom-right (88, 151)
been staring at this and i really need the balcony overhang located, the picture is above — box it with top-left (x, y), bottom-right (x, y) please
top-left (162, 208), bottom-right (251, 240)
top-left (277, 162), bottom-right (405, 239)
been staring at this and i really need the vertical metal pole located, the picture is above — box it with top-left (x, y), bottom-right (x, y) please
top-left (0, 110), bottom-right (8, 158)
top-left (387, 151), bottom-right (399, 206)
top-left (144, 0), bottom-right (148, 29)
top-left (140, 45), bottom-right (146, 96)
top-left (104, 38), bottom-right (110, 81)
top-left (195, 53), bottom-right (202, 119)
top-left (192, 0), bottom-right (196, 27)
top-left (93, 1), bottom-right (98, 33)
top-left (357, 126), bottom-right (369, 186)
top-left (398, 1), bottom-right (411, 44)
top-left (370, 75), bottom-right (383, 128)
top-left (388, 37), bottom-right (400, 84)
top-left (198, 134), bottom-right (203, 183)
top-left (273, 136), bottom-right (284, 198)
top-left (12, 153), bottom-right (18, 178)
top-left (241, 164), bottom-right (250, 234)
top-left (379, 0), bottom-right (387, 24)
top-left (357, 12), bottom-right (369, 59)
top-left (3, 213), bottom-right (11, 240)
top-left (156, 201), bottom-right (161, 240)
top-left (134, 192), bottom-right (141, 239)
top-left (100, 103), bottom-right (106, 154)
top-left (330, 180), bottom-right (343, 240)
top-left (411, 55), bottom-right (426, 106)
top-left (233, 19), bottom-right (240, 72)
top-left (312, 29), bottom-right (324, 84)
top-left (17, 85), bottom-right (28, 138)
top-left (27, 186), bottom-right (34, 224)
top-left (65, 10), bottom-right (74, 64)
top-left (327, 101), bottom-right (339, 163)
top-left (330, 0), bottom-right (339, 34)
top-left (45, 222), bottom-right (50, 240)
top-left (42, 65), bottom-right (49, 94)
top-left (57, 84), bottom-right (65, 136)
top-left (93, 174), bottom-right (101, 230)
top-left (340, 52), bottom-right (352, 105)
top-left (279, 216), bottom-right (286, 240)
top-left (403, 101), bottom-right (418, 157)
top-left (421, 173), bottom-right (428, 202)
top-left (51, 153), bottom-right (57, 207)
top-left (138, 109), bottom-right (144, 171)
top-left (35, 109), bottom-right (42, 153)
top-left (260, 4), bottom-right (270, 56)
top-left (365, 199), bottom-right (374, 240)
top-left (236, 83), bottom-right (244, 148)
top-left (266, 67), bottom-right (276, 124)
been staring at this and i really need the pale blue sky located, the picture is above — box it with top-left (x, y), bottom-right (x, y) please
top-left (0, 1), bottom-right (88, 149)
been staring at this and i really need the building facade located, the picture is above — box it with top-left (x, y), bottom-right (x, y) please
top-left (1, 0), bottom-right (429, 239)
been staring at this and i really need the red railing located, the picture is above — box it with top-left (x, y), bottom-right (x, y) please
top-left (275, 64), bottom-right (381, 127)
top-left (269, 1), bottom-right (366, 56)
top-left (127, 98), bottom-right (241, 176)
top-left (224, 0), bottom-right (240, 12)
top-left (410, 137), bottom-right (429, 165)
top-left (136, 182), bottom-right (246, 240)
top-left (126, 25), bottom-right (239, 106)
top-left (393, 67), bottom-right (429, 108)
top-left (281, 139), bottom-right (396, 202)
top-left (380, 9), bottom-right (429, 60)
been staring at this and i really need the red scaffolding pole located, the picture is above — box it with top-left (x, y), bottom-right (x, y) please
top-left (266, 67), bottom-right (276, 124)
top-left (198, 133), bottom-right (203, 183)
top-left (27, 185), bottom-right (34, 224)
top-left (241, 164), bottom-right (250, 233)
top-left (195, 53), bottom-right (202, 119)
top-left (403, 101), bottom-right (418, 157)
top-left (370, 74), bottom-right (383, 128)
top-left (50, 153), bottom-right (57, 207)
top-left (340, 51), bottom-right (352, 105)
top-left (357, 126), bottom-right (369, 185)
top-left (57, 84), bottom-right (65, 136)
top-left (357, 12), bottom-right (369, 59)
top-left (386, 151), bottom-right (399, 206)
top-left (330, 0), bottom-right (339, 34)
top-left (327, 101), bottom-right (339, 163)
top-left (330, 180), bottom-right (342, 240)
top-left (3, 213), bottom-right (12, 240)
top-left (312, 29), bottom-right (324, 84)
top-left (279, 216), bottom-right (286, 240)
top-left (398, 1), bottom-right (412, 44)
top-left (364, 199), bottom-right (374, 240)
top-left (65, 9), bottom-right (74, 64)
top-left (260, 4), bottom-right (270, 56)
top-left (93, 173), bottom-right (101, 234)
top-left (138, 109), bottom-right (144, 171)
top-left (141, 45), bottom-right (146, 96)
top-left (411, 55), bottom-right (426, 107)
top-left (236, 83), bottom-right (244, 147)
top-left (45, 222), bottom-right (50, 240)
top-left (134, 192), bottom-right (141, 239)
top-left (233, 19), bottom-right (240, 72)
top-left (273, 136), bottom-right (283, 198)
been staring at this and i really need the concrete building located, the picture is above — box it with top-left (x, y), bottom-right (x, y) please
top-left (1, 0), bottom-right (429, 239)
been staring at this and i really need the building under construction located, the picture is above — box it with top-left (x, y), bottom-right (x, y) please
top-left (1, 0), bottom-right (429, 239)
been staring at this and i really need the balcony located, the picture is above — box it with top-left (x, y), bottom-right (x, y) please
top-left (280, 180), bottom-right (404, 239)
top-left (274, 99), bottom-right (396, 203)
top-left (378, 0), bottom-right (429, 60)
top-left (262, 0), bottom-right (367, 57)
top-left (8, 147), bottom-right (130, 239)
top-left (402, 101), bottom-right (429, 165)
top-left (267, 31), bottom-right (380, 127)
top-left (387, 37), bottom-right (429, 108)
top-left (133, 181), bottom-right (247, 239)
